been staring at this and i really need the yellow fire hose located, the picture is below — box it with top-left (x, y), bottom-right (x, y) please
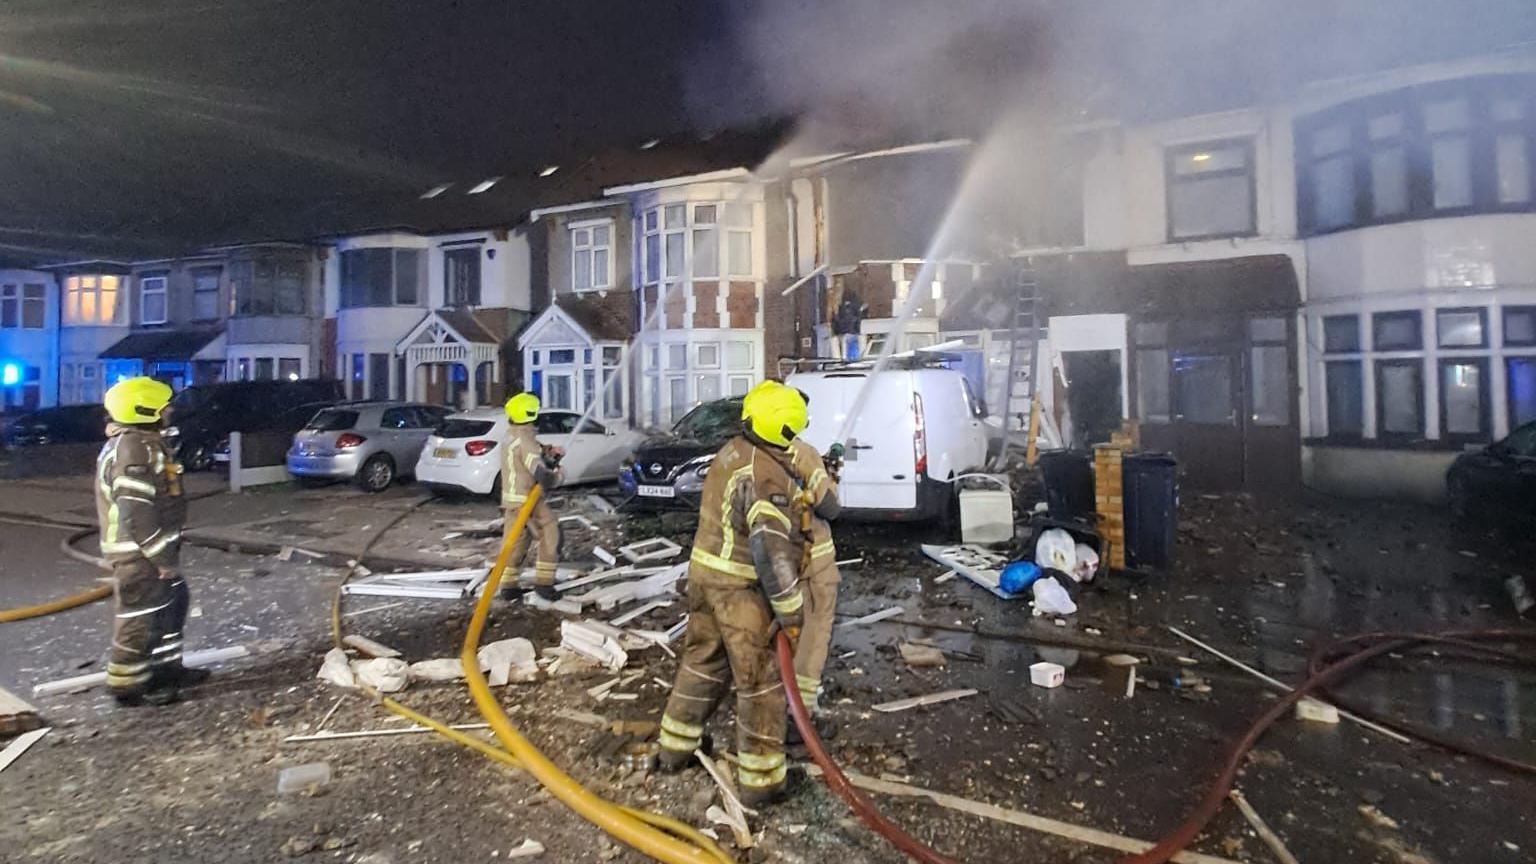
top-left (327, 487), bottom-right (732, 864)
top-left (0, 525), bottom-right (112, 623)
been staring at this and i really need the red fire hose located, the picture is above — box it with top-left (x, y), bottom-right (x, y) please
top-left (1121, 629), bottom-right (1536, 864)
top-left (774, 631), bottom-right (960, 864)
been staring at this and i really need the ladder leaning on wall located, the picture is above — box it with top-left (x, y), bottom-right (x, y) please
top-left (992, 261), bottom-right (1042, 470)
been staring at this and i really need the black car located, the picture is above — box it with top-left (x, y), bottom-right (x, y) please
top-left (165, 378), bottom-right (345, 470)
top-left (2, 404), bottom-right (109, 447)
top-left (619, 397), bottom-right (744, 509)
top-left (1446, 420), bottom-right (1536, 527)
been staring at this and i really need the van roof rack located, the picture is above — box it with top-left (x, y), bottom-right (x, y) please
top-left (777, 350), bottom-right (963, 377)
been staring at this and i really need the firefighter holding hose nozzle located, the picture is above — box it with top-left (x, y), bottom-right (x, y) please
top-left (657, 381), bottom-right (816, 806)
top-left (501, 392), bottom-right (564, 600)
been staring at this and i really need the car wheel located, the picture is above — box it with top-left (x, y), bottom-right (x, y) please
top-left (357, 454), bottom-right (395, 493)
top-left (1447, 472), bottom-right (1472, 521)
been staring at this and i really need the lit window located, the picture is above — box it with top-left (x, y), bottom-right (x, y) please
top-left (63, 274), bottom-right (122, 326)
top-left (1166, 140), bottom-right (1256, 240)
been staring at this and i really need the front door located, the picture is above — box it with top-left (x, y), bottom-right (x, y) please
top-left (1171, 352), bottom-right (1244, 491)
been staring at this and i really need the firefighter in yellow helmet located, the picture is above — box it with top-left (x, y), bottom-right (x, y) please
top-left (781, 390), bottom-right (844, 728)
top-left (657, 381), bottom-right (817, 806)
top-left (96, 377), bottom-right (203, 706)
top-left (501, 392), bottom-right (564, 598)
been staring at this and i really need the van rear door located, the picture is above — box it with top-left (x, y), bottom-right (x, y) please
top-left (826, 372), bottom-right (918, 511)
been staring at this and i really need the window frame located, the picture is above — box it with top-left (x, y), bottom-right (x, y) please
top-left (443, 245), bottom-right (482, 307)
top-left (1437, 356), bottom-right (1491, 442)
top-left (62, 274), bottom-right (123, 326)
top-left (138, 275), bottom-right (169, 326)
top-left (1371, 310), bottom-right (1423, 352)
top-left (1503, 305), bottom-right (1536, 347)
top-left (191, 267), bottom-right (222, 322)
top-left (1434, 306), bottom-right (1488, 349)
top-left (339, 247), bottom-right (423, 309)
top-left (1324, 359), bottom-right (1365, 439)
top-left (569, 218), bottom-right (614, 294)
top-left (0, 284), bottom-right (15, 329)
top-left (232, 258), bottom-right (307, 317)
top-left (1163, 137), bottom-right (1258, 242)
top-left (640, 201), bottom-right (756, 288)
top-left (1373, 357), bottom-right (1426, 440)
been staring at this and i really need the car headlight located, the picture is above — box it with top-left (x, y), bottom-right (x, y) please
top-left (683, 454), bottom-right (715, 477)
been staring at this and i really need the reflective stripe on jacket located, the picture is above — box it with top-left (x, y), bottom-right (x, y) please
top-left (789, 439), bottom-right (838, 561)
top-left (501, 422), bottom-right (544, 507)
top-left (95, 424), bottom-right (186, 564)
top-left (688, 435), bottom-right (804, 609)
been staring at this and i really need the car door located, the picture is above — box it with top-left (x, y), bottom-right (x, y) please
top-left (396, 406), bottom-right (445, 470)
top-left (534, 411), bottom-right (587, 481)
top-left (573, 417), bottom-right (629, 482)
top-left (376, 406), bottom-right (414, 464)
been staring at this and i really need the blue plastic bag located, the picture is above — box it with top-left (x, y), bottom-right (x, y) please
top-left (999, 560), bottom-right (1042, 595)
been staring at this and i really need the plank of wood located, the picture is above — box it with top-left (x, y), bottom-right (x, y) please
top-left (837, 606), bottom-right (904, 629)
top-left (696, 750), bottom-right (755, 848)
top-left (1229, 790), bottom-right (1301, 864)
top-left (872, 688), bottom-right (978, 713)
top-left (282, 723), bottom-right (489, 743)
top-left (0, 686), bottom-right (41, 735)
top-left (804, 766), bottom-right (1242, 864)
top-left (33, 645), bottom-right (250, 697)
top-left (0, 727), bottom-right (50, 774)
top-left (342, 634), bottom-right (401, 658)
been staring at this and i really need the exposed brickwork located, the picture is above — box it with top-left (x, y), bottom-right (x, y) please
top-left (726, 281), bottom-right (758, 329)
top-left (664, 286), bottom-right (688, 329)
top-left (691, 283), bottom-right (720, 329)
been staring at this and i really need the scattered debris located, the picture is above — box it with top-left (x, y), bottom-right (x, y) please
top-left (921, 544), bottom-right (1018, 599)
top-left (1030, 575), bottom-right (1078, 617)
top-left (898, 642), bottom-right (947, 668)
top-left (317, 648), bottom-right (358, 689)
top-left (802, 766), bottom-right (1243, 864)
top-left (558, 514), bottom-right (598, 531)
top-left (342, 567), bottom-right (489, 601)
top-left (0, 685), bottom-right (42, 735)
top-left (1102, 654), bottom-right (1139, 699)
top-left (1229, 789), bottom-right (1300, 864)
top-left (1030, 662), bottom-right (1065, 689)
top-left (524, 592), bottom-right (582, 615)
top-left (1294, 697), bottom-right (1341, 725)
top-left (934, 570), bottom-right (958, 584)
top-left (835, 557), bottom-right (864, 567)
top-left (505, 838), bottom-right (545, 858)
top-left (341, 602), bottom-right (404, 618)
top-left (342, 634), bottom-right (401, 658)
top-left (872, 688), bottom-right (979, 713)
top-left (479, 638), bottom-right (539, 685)
top-left (561, 620), bottom-right (629, 671)
top-left (838, 606), bottom-right (904, 628)
top-left (276, 762), bottom-right (332, 794)
top-left (706, 805), bottom-right (751, 849)
top-left (592, 546), bottom-right (618, 566)
top-left (618, 537), bottom-right (683, 564)
top-left (609, 599), bottom-right (674, 627)
top-left (1167, 626), bottom-right (1411, 743)
top-left (585, 494), bottom-right (616, 515)
top-left (408, 658), bottom-right (465, 683)
top-left (696, 751), bottom-right (755, 848)
top-left (553, 709), bottom-right (609, 728)
top-left (34, 645), bottom-right (250, 697)
top-left (353, 658), bottom-right (409, 693)
top-left (283, 723), bottom-right (489, 744)
top-left (1358, 804), bottom-right (1400, 830)
top-left (315, 696), bottom-right (345, 733)
top-left (0, 726), bottom-right (50, 774)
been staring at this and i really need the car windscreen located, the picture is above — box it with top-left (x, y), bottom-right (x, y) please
top-left (305, 409), bottom-right (359, 432)
top-left (671, 399), bottom-right (743, 444)
top-left (436, 418), bottom-right (495, 439)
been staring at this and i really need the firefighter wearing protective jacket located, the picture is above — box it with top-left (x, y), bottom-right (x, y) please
top-left (787, 434), bottom-right (842, 717)
top-left (96, 377), bottom-right (204, 706)
top-left (657, 381), bottom-right (814, 806)
top-left (501, 392), bottom-right (563, 597)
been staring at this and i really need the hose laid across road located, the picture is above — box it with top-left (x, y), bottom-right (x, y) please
top-left (0, 522), bottom-right (111, 623)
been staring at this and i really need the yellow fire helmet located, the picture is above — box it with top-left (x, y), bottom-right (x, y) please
top-left (741, 380), bottom-right (808, 448)
top-left (104, 376), bottom-right (174, 425)
top-left (505, 391), bottom-right (541, 425)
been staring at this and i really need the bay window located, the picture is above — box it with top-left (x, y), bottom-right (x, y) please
top-left (340, 248), bottom-right (422, 308)
top-left (640, 334), bottom-right (758, 427)
top-left (232, 258), bottom-right (307, 316)
top-left (641, 201), bottom-right (756, 290)
top-left (1298, 75), bottom-right (1536, 235)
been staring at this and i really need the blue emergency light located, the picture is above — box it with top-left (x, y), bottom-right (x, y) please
top-left (0, 362), bottom-right (20, 387)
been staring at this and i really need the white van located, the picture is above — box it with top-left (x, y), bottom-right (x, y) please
top-left (786, 364), bottom-right (991, 520)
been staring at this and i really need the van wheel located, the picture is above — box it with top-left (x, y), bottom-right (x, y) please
top-left (357, 454), bottom-right (395, 493)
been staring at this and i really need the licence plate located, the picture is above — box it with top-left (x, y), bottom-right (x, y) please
top-left (433, 447), bottom-right (457, 459)
top-left (637, 484), bottom-right (675, 498)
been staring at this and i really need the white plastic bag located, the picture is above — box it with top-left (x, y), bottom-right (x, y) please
top-left (1031, 576), bottom-right (1078, 617)
top-left (353, 657), bottom-right (410, 693)
top-left (1072, 543), bottom-right (1100, 583)
top-left (478, 637), bottom-right (539, 686)
top-left (1034, 528), bottom-right (1078, 573)
top-left (316, 647), bottom-right (357, 689)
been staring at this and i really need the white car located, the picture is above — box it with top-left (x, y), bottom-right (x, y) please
top-left (414, 407), bottom-right (644, 496)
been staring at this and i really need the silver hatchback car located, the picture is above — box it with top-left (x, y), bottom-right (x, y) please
top-left (286, 401), bottom-right (452, 492)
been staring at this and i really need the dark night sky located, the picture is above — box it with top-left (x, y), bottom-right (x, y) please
top-left (2, 1), bottom-right (1534, 266)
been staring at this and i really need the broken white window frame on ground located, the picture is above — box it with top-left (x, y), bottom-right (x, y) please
top-left (618, 537), bottom-right (682, 564)
top-left (342, 565), bottom-right (584, 600)
top-left (921, 543), bottom-right (1018, 600)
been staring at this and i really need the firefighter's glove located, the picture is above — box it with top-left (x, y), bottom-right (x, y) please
top-left (769, 607), bottom-right (804, 648)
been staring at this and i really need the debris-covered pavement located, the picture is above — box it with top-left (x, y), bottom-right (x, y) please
top-left (2, 467), bottom-right (1534, 864)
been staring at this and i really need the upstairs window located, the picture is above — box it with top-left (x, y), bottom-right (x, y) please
top-left (570, 220), bottom-right (613, 292)
top-left (444, 246), bottom-right (481, 306)
top-left (232, 259), bottom-right (306, 316)
top-left (192, 267), bottom-right (222, 321)
top-left (340, 248), bottom-right (421, 309)
top-left (1165, 139), bottom-right (1256, 241)
top-left (641, 201), bottom-right (756, 289)
top-left (1297, 75), bottom-right (1536, 235)
top-left (63, 274), bottom-right (122, 325)
top-left (0, 284), bottom-right (44, 329)
top-left (139, 275), bottom-right (168, 325)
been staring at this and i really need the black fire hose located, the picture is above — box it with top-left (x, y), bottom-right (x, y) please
top-left (774, 631), bottom-right (961, 864)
